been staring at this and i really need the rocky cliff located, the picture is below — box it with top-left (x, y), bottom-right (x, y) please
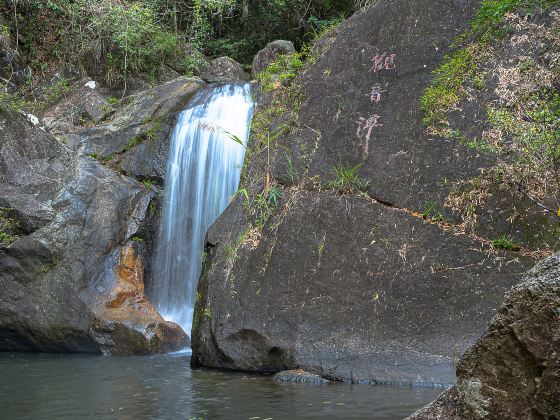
top-left (0, 76), bottom-right (204, 354)
top-left (191, 0), bottom-right (558, 385)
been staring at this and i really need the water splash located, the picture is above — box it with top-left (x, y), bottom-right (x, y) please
top-left (151, 83), bottom-right (254, 336)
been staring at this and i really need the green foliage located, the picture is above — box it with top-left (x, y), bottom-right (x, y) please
top-left (421, 0), bottom-right (559, 134)
top-left (131, 236), bottom-right (144, 242)
top-left (421, 202), bottom-right (446, 222)
top-left (3, 0), bottom-right (177, 84)
top-left (267, 185), bottom-right (282, 207)
top-left (284, 152), bottom-right (300, 184)
top-left (468, 0), bottom-right (558, 42)
top-left (491, 234), bottom-right (521, 251)
top-left (44, 79), bottom-right (71, 104)
top-left (0, 207), bottom-right (19, 247)
top-left (190, 0), bottom-right (353, 64)
top-left (102, 2), bottom-right (178, 77)
top-left (202, 307), bottom-right (212, 319)
top-left (328, 162), bottom-right (370, 195)
top-left (223, 230), bottom-right (248, 269)
top-left (123, 123), bottom-right (162, 152)
top-left (142, 179), bottom-right (155, 189)
top-left (420, 46), bottom-right (480, 131)
top-left (257, 52), bottom-right (306, 91)
top-left (423, 0), bottom-right (560, 230)
top-left (233, 188), bottom-right (250, 207)
top-left (0, 88), bottom-right (27, 112)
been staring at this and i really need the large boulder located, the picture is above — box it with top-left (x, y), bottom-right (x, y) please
top-left (190, 0), bottom-right (551, 385)
top-left (252, 40), bottom-right (296, 77)
top-left (41, 78), bottom-right (113, 134)
top-left (192, 191), bottom-right (531, 384)
top-left (408, 253), bottom-right (560, 419)
top-left (0, 110), bottom-right (185, 354)
top-left (82, 243), bottom-right (189, 354)
top-left (201, 56), bottom-right (248, 83)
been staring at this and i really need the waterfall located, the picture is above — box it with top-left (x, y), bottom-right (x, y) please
top-left (151, 83), bottom-right (255, 337)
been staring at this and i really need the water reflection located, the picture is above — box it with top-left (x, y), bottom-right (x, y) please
top-left (0, 353), bottom-right (440, 419)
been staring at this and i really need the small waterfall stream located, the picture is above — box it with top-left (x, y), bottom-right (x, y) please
top-left (151, 83), bottom-right (255, 336)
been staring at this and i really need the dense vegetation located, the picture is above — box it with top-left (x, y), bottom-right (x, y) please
top-left (421, 0), bottom-right (560, 245)
top-left (0, 0), bottom-right (360, 88)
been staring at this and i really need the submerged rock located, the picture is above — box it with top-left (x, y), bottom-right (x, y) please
top-left (252, 40), bottom-right (296, 77)
top-left (0, 110), bottom-right (186, 354)
top-left (273, 369), bottom-right (329, 384)
top-left (408, 252), bottom-right (560, 419)
top-left (202, 56), bottom-right (248, 83)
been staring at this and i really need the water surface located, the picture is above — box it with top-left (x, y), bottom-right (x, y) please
top-left (0, 353), bottom-right (440, 419)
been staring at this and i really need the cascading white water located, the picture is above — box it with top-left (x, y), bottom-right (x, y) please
top-left (151, 83), bottom-right (254, 336)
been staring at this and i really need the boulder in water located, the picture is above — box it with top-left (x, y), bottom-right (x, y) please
top-left (273, 369), bottom-right (330, 384)
top-left (251, 40), bottom-right (296, 77)
top-left (82, 243), bottom-right (189, 355)
top-left (201, 56), bottom-right (248, 83)
top-left (408, 252), bottom-right (560, 419)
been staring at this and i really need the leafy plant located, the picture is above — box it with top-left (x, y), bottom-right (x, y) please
top-left (328, 162), bottom-right (371, 194)
top-left (421, 202), bottom-right (446, 222)
top-left (142, 179), bottom-right (155, 189)
top-left (491, 235), bottom-right (521, 251)
top-left (267, 185), bottom-right (282, 207)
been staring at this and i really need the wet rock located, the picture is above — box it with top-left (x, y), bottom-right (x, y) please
top-left (202, 57), bottom-right (248, 83)
top-left (408, 252), bottom-right (560, 419)
top-left (191, 191), bottom-right (532, 385)
top-left (0, 110), bottom-right (185, 354)
top-left (83, 243), bottom-right (188, 355)
top-left (273, 369), bottom-right (330, 384)
top-left (252, 40), bottom-right (296, 77)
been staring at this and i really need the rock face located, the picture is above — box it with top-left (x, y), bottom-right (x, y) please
top-left (251, 40), bottom-right (296, 77)
top-left (0, 93), bottom-right (188, 353)
top-left (54, 76), bottom-right (205, 184)
top-left (82, 243), bottom-right (189, 354)
top-left (408, 253), bottom-right (560, 419)
top-left (191, 0), bottom-right (545, 384)
top-left (201, 56), bottom-right (248, 83)
top-left (192, 192), bottom-right (531, 384)
top-left (41, 78), bottom-right (113, 134)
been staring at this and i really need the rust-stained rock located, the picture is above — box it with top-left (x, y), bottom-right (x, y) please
top-left (82, 242), bottom-right (189, 355)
